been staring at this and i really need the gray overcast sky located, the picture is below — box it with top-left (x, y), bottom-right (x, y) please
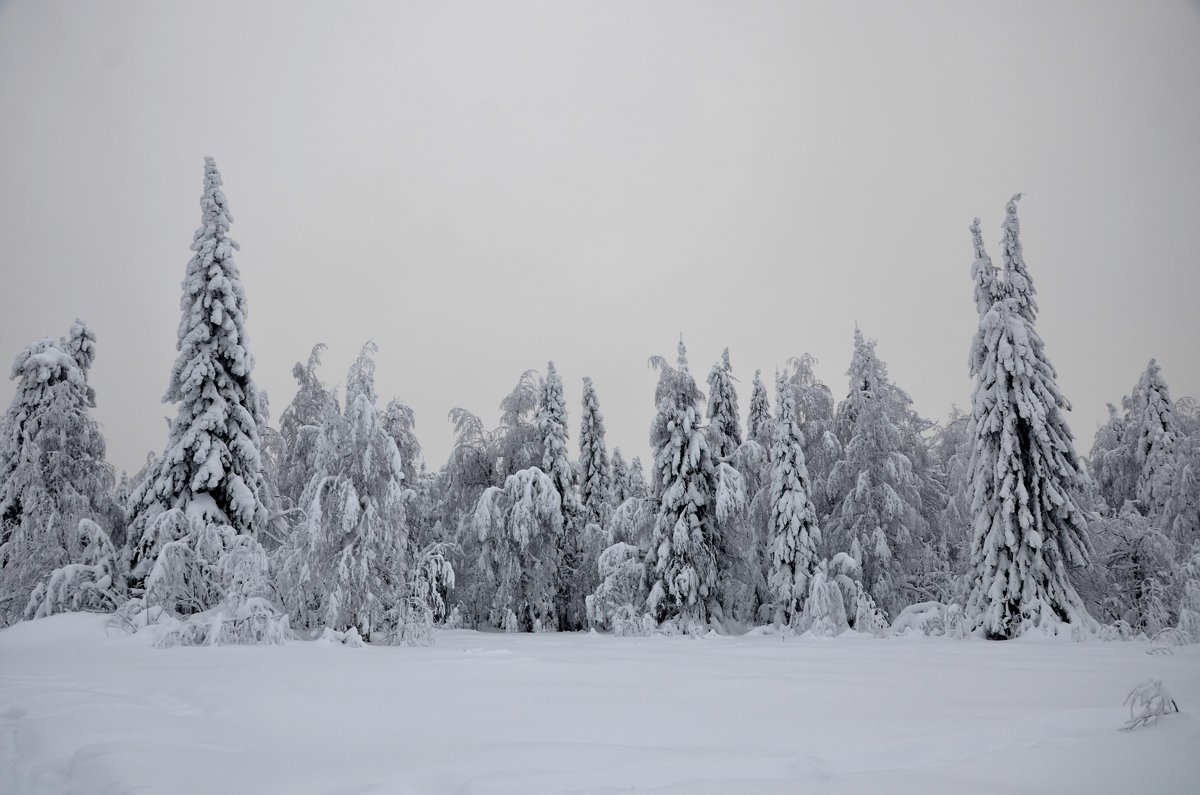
top-left (1, 1), bottom-right (1198, 475)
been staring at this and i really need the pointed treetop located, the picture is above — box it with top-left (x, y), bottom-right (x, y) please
top-left (676, 338), bottom-right (689, 372)
top-left (346, 341), bottom-right (379, 406)
top-left (62, 319), bottom-right (97, 374)
top-left (970, 217), bottom-right (1000, 317)
top-left (1000, 192), bottom-right (1037, 321)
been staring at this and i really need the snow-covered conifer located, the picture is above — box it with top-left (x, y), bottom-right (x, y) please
top-left (826, 328), bottom-right (928, 618)
top-left (705, 348), bottom-right (742, 460)
top-left (611, 448), bottom-right (632, 505)
top-left (1132, 360), bottom-right (1181, 520)
top-left (747, 369), bottom-right (773, 449)
top-left (766, 372), bottom-right (822, 626)
top-left (787, 353), bottom-right (840, 520)
top-left (645, 340), bottom-right (719, 626)
top-left (538, 361), bottom-right (583, 627)
top-left (578, 376), bottom-right (611, 525)
top-left (965, 197), bottom-right (1093, 639)
top-left (0, 321), bottom-right (120, 626)
top-left (127, 158), bottom-right (271, 602)
top-left (626, 456), bottom-right (648, 500)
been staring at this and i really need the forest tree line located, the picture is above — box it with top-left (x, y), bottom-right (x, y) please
top-left (0, 161), bottom-right (1197, 645)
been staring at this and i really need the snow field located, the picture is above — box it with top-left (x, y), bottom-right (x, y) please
top-left (2, 614), bottom-right (1198, 794)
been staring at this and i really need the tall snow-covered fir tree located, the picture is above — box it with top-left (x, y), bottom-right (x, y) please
top-left (277, 343), bottom-right (411, 641)
top-left (705, 348), bottom-right (742, 460)
top-left (765, 372), bottom-right (822, 627)
top-left (0, 321), bottom-right (123, 625)
top-left (538, 361), bottom-right (583, 627)
top-left (1132, 359), bottom-right (1181, 521)
top-left (578, 376), bottom-right (611, 525)
top-left (965, 196), bottom-right (1093, 639)
top-left (126, 157), bottom-right (272, 614)
top-left (747, 369), bottom-right (773, 450)
top-left (645, 340), bottom-right (719, 626)
top-left (826, 328), bottom-right (928, 618)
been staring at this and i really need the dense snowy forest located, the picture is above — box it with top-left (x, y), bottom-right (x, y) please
top-left (1, 160), bottom-right (1197, 647)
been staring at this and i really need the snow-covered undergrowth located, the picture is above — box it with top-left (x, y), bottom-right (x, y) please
top-left (2, 614), bottom-right (1198, 795)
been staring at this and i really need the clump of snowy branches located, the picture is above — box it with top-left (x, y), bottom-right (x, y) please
top-left (24, 519), bottom-right (124, 619)
top-left (1120, 679), bottom-right (1179, 731)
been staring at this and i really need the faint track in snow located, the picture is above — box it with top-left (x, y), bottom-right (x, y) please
top-left (1, 706), bottom-right (29, 795)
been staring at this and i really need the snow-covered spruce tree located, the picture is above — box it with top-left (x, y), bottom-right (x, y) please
top-left (826, 327), bottom-right (928, 618)
top-left (577, 376), bottom-right (614, 624)
top-left (645, 340), bottom-right (719, 627)
top-left (706, 348), bottom-right (743, 460)
top-left (0, 321), bottom-right (123, 625)
top-left (765, 372), bottom-right (823, 627)
top-left (278, 344), bottom-right (340, 509)
top-left (472, 466), bottom-right (564, 631)
top-left (1132, 360), bottom-right (1181, 521)
top-left (578, 376), bottom-right (612, 526)
top-left (747, 369), bottom-right (773, 450)
top-left (626, 456), bottom-right (648, 500)
top-left (965, 197), bottom-right (1094, 639)
top-left (538, 361), bottom-right (583, 629)
top-left (611, 447), bottom-right (632, 506)
top-left (1089, 402), bottom-right (1137, 515)
top-left (277, 343), bottom-right (415, 641)
top-left (787, 353), bottom-right (840, 522)
top-left (125, 158), bottom-right (282, 641)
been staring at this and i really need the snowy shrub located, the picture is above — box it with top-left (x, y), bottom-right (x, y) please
top-left (1100, 620), bottom-right (1135, 642)
top-left (24, 519), bottom-right (125, 620)
top-left (320, 626), bottom-right (365, 648)
top-left (851, 589), bottom-right (888, 637)
top-left (604, 605), bottom-right (656, 637)
top-left (153, 595), bottom-right (293, 648)
top-left (891, 601), bottom-right (948, 637)
top-left (801, 565), bottom-right (847, 637)
top-left (1148, 628), bottom-right (1191, 651)
top-left (944, 604), bottom-right (970, 639)
top-left (586, 542), bottom-right (648, 633)
top-left (1120, 679), bottom-right (1179, 731)
top-left (106, 597), bottom-right (167, 635)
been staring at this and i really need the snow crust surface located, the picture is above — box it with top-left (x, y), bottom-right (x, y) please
top-left (1, 614), bottom-right (1198, 794)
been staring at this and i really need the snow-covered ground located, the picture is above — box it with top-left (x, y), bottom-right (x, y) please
top-left (1, 614), bottom-right (1198, 794)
